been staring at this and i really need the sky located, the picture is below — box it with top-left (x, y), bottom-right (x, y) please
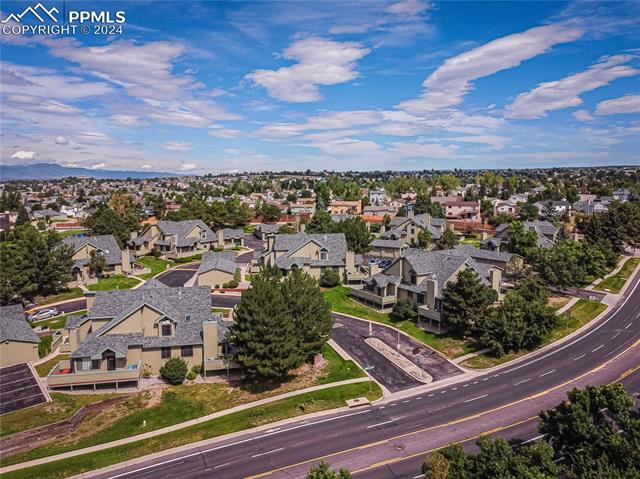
top-left (1, 0), bottom-right (639, 174)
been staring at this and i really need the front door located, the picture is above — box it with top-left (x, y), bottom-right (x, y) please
top-left (106, 354), bottom-right (116, 371)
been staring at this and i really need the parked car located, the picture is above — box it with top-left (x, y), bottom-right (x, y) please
top-left (28, 307), bottom-right (60, 322)
top-left (368, 258), bottom-right (381, 265)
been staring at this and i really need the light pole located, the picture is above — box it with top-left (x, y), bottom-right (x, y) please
top-left (397, 325), bottom-right (401, 354)
top-left (364, 365), bottom-right (375, 393)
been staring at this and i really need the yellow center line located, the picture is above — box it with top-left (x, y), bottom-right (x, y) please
top-left (245, 338), bottom-right (640, 479)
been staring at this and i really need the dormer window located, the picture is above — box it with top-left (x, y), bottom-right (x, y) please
top-left (161, 324), bottom-right (171, 336)
top-left (319, 248), bottom-right (328, 261)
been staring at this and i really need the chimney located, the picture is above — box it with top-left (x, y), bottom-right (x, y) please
top-left (424, 213), bottom-right (430, 227)
top-left (345, 251), bottom-right (355, 273)
top-left (84, 291), bottom-right (96, 311)
top-left (121, 248), bottom-right (131, 273)
top-left (380, 224), bottom-right (386, 234)
top-left (130, 231), bottom-right (138, 240)
top-left (489, 268), bottom-right (502, 297)
top-left (408, 208), bottom-right (414, 218)
top-left (267, 234), bottom-right (275, 252)
top-left (217, 229), bottom-right (224, 248)
top-left (426, 279), bottom-right (438, 309)
top-left (299, 222), bottom-right (306, 233)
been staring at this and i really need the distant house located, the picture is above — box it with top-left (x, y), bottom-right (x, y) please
top-left (612, 188), bottom-right (630, 202)
top-left (0, 304), bottom-right (39, 368)
top-left (348, 248), bottom-right (503, 332)
top-left (216, 228), bottom-right (244, 249)
top-left (573, 199), bottom-right (608, 215)
top-left (63, 235), bottom-right (133, 286)
top-left (32, 209), bottom-right (67, 222)
top-left (196, 252), bottom-right (237, 288)
top-left (481, 221), bottom-right (559, 251)
top-left (371, 238), bottom-right (408, 258)
top-left (492, 200), bottom-right (518, 217)
top-left (253, 223), bottom-right (281, 241)
top-left (50, 283), bottom-right (234, 389)
top-left (534, 201), bottom-right (571, 217)
top-left (369, 189), bottom-right (387, 205)
top-left (328, 200), bottom-right (362, 215)
top-left (450, 244), bottom-right (523, 275)
top-left (363, 205), bottom-right (396, 217)
top-left (289, 203), bottom-right (316, 215)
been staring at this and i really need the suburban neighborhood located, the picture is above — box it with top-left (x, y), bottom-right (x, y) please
top-left (1, 1), bottom-right (639, 479)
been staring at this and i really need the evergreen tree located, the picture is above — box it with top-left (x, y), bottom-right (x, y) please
top-left (319, 267), bottom-right (341, 287)
top-left (436, 228), bottom-right (458, 250)
top-left (229, 268), bottom-right (300, 380)
top-left (282, 268), bottom-right (334, 362)
top-left (86, 206), bottom-right (130, 244)
top-left (414, 194), bottom-right (446, 218)
top-left (0, 243), bottom-right (24, 304)
top-left (442, 268), bottom-right (497, 335)
top-left (306, 208), bottom-right (333, 234)
top-left (334, 217), bottom-right (373, 253)
top-left (390, 298), bottom-right (417, 322)
top-left (417, 229), bottom-right (432, 249)
top-left (15, 205), bottom-right (29, 226)
top-left (506, 221), bottom-right (538, 257)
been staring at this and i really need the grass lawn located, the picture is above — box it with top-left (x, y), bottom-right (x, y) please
top-left (31, 310), bottom-right (87, 331)
top-left (323, 286), bottom-right (474, 358)
top-left (462, 299), bottom-right (607, 369)
top-left (35, 354), bottom-right (69, 377)
top-left (173, 254), bottom-right (202, 264)
top-left (243, 224), bottom-right (256, 233)
top-left (3, 382), bottom-right (381, 476)
top-left (87, 275), bottom-right (140, 291)
top-left (0, 393), bottom-right (115, 438)
top-left (57, 230), bottom-right (88, 238)
top-left (595, 257), bottom-right (640, 294)
top-left (35, 288), bottom-right (83, 306)
top-left (38, 335), bottom-right (53, 358)
top-left (134, 256), bottom-right (175, 280)
top-left (317, 343), bottom-right (365, 384)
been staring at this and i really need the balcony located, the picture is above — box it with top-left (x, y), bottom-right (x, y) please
top-left (205, 357), bottom-right (240, 373)
top-left (347, 285), bottom-right (397, 310)
top-left (47, 359), bottom-right (142, 388)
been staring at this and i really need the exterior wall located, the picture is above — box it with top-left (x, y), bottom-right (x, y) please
top-left (371, 246), bottom-right (403, 258)
top-left (196, 269), bottom-right (234, 288)
top-left (0, 340), bottom-right (39, 367)
top-left (141, 344), bottom-right (203, 374)
top-left (289, 241), bottom-right (322, 259)
top-left (107, 305), bottom-right (163, 336)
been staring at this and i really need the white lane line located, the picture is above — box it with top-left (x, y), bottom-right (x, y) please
top-left (452, 387), bottom-right (458, 391)
top-left (378, 406), bottom-right (385, 409)
top-left (440, 390), bottom-right (447, 394)
top-left (251, 447), bottom-right (284, 458)
top-left (539, 369), bottom-right (556, 377)
top-left (416, 396), bottom-right (423, 400)
top-left (390, 403), bottom-right (397, 407)
top-left (625, 322), bottom-right (632, 329)
top-left (464, 394), bottom-right (488, 403)
top-left (402, 400), bottom-right (410, 403)
top-left (428, 393), bottom-right (434, 397)
top-left (213, 462), bottom-right (231, 469)
top-left (367, 419), bottom-right (396, 429)
top-left (612, 332), bottom-right (621, 339)
top-left (592, 344), bottom-right (604, 353)
top-left (513, 378), bottom-right (531, 386)
top-left (462, 384), bottom-right (469, 388)
top-left (573, 354), bottom-right (586, 361)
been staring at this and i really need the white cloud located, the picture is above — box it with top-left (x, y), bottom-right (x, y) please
top-left (595, 94), bottom-right (640, 115)
top-left (572, 109), bottom-right (594, 121)
top-left (77, 132), bottom-right (110, 142)
top-left (246, 37), bottom-right (370, 102)
top-left (163, 141), bottom-right (193, 151)
top-left (55, 136), bottom-right (69, 145)
top-left (110, 114), bottom-right (142, 126)
top-left (181, 163), bottom-right (197, 171)
top-left (10, 150), bottom-right (37, 160)
top-left (208, 128), bottom-right (242, 139)
top-left (306, 138), bottom-right (382, 156)
top-left (90, 163), bottom-right (107, 169)
top-left (389, 141), bottom-right (454, 158)
top-left (447, 135), bottom-right (509, 150)
top-left (505, 55), bottom-right (639, 119)
top-left (397, 23), bottom-right (583, 113)
top-left (141, 164), bottom-right (152, 170)
top-left (386, 0), bottom-right (430, 16)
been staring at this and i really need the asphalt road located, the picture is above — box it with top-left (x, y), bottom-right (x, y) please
top-left (88, 267), bottom-right (640, 479)
top-left (157, 268), bottom-right (198, 287)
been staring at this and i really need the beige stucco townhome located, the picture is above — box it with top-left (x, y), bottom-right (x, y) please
top-left (49, 281), bottom-right (234, 389)
top-left (63, 234), bottom-right (133, 286)
top-left (0, 304), bottom-right (40, 368)
top-left (196, 251), bottom-right (238, 288)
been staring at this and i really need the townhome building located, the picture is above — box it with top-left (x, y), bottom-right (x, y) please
top-left (130, 220), bottom-right (243, 259)
top-left (254, 232), bottom-right (367, 283)
top-left (0, 304), bottom-right (40, 368)
top-left (481, 220), bottom-right (559, 251)
top-left (328, 200), bottom-right (362, 215)
top-left (196, 251), bottom-right (238, 288)
top-left (348, 248), bottom-right (503, 333)
top-left (50, 282), bottom-right (233, 390)
top-left (381, 212), bottom-right (446, 246)
top-left (63, 235), bottom-right (133, 286)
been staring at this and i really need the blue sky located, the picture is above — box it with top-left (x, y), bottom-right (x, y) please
top-left (1, 0), bottom-right (639, 173)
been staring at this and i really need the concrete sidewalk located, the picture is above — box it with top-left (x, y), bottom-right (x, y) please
top-left (0, 376), bottom-right (370, 474)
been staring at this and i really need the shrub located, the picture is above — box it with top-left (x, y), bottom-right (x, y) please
top-left (186, 364), bottom-right (202, 381)
top-left (233, 267), bottom-right (241, 283)
top-left (319, 267), bottom-right (341, 287)
top-left (223, 279), bottom-right (239, 288)
top-left (159, 357), bottom-right (188, 385)
top-left (389, 298), bottom-right (417, 322)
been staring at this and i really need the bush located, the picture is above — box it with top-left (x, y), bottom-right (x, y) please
top-left (233, 268), bottom-right (241, 283)
top-left (389, 298), bottom-right (417, 322)
top-left (186, 364), bottom-right (202, 381)
top-left (159, 357), bottom-right (188, 385)
top-left (319, 268), bottom-right (341, 287)
top-left (223, 280), bottom-right (239, 288)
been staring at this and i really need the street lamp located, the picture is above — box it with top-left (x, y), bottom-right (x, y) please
top-left (364, 365), bottom-right (375, 393)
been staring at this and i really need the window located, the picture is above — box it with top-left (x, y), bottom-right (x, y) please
top-left (410, 273), bottom-right (417, 285)
top-left (161, 324), bottom-right (172, 336)
top-left (181, 345), bottom-right (193, 357)
top-left (91, 359), bottom-right (100, 370)
top-left (417, 294), bottom-right (425, 304)
top-left (161, 347), bottom-right (171, 359)
top-left (320, 251), bottom-right (328, 260)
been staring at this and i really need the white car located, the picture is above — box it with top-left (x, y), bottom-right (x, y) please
top-left (28, 308), bottom-right (60, 321)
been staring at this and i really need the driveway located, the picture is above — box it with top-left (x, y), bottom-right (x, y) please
top-left (211, 294), bottom-right (242, 308)
top-left (331, 314), bottom-right (463, 392)
top-left (156, 267), bottom-right (197, 287)
top-left (235, 233), bottom-right (265, 264)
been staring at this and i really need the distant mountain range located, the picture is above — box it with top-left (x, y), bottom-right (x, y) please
top-left (0, 163), bottom-right (186, 180)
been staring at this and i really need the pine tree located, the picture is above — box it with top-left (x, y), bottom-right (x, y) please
top-left (15, 205), bottom-right (29, 226)
top-left (305, 461), bottom-right (352, 479)
top-left (436, 228), bottom-right (458, 250)
top-left (306, 208), bottom-right (333, 234)
top-left (334, 217), bottom-right (373, 253)
top-left (229, 268), bottom-right (300, 380)
top-left (442, 268), bottom-right (498, 335)
top-left (282, 269), bottom-right (334, 362)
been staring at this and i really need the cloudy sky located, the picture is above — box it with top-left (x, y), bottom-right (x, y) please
top-left (1, 0), bottom-right (639, 174)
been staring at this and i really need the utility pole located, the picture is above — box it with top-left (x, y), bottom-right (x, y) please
top-left (364, 365), bottom-right (375, 393)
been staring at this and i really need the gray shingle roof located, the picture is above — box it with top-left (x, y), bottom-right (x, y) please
top-left (452, 244), bottom-right (514, 262)
top-left (198, 251), bottom-right (237, 275)
top-left (488, 221), bottom-right (558, 249)
top-left (272, 233), bottom-right (348, 269)
top-left (63, 235), bottom-right (126, 266)
top-left (372, 239), bottom-right (406, 249)
top-left (157, 220), bottom-right (215, 247)
top-left (221, 228), bottom-right (244, 240)
top-left (0, 304), bottom-right (39, 344)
